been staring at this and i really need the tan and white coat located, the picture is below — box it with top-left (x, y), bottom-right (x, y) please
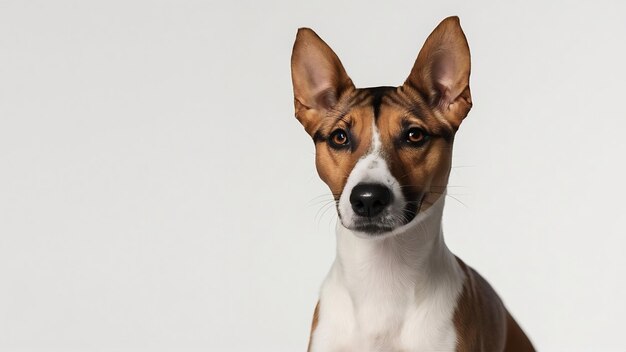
top-left (291, 16), bottom-right (535, 352)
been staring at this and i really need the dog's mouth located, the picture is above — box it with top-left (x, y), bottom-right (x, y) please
top-left (351, 221), bottom-right (395, 235)
top-left (335, 150), bottom-right (428, 236)
top-left (347, 200), bottom-right (421, 236)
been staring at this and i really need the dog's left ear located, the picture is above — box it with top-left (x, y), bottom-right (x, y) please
top-left (403, 16), bottom-right (472, 129)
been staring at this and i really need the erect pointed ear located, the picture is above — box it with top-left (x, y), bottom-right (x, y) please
top-left (404, 16), bottom-right (472, 129)
top-left (291, 28), bottom-right (354, 134)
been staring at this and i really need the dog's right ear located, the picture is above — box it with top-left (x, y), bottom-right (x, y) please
top-left (291, 28), bottom-right (354, 135)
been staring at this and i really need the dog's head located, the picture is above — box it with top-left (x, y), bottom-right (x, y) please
top-left (291, 17), bottom-right (472, 237)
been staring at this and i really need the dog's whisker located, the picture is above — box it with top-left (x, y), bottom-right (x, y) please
top-left (314, 201), bottom-right (337, 226)
top-left (441, 193), bottom-right (468, 208)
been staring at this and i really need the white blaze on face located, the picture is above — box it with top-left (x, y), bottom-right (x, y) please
top-left (337, 121), bottom-right (407, 235)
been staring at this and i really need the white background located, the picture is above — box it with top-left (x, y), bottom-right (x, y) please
top-left (1, 1), bottom-right (625, 351)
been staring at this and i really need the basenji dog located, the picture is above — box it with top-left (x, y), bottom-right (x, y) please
top-left (290, 17), bottom-right (535, 352)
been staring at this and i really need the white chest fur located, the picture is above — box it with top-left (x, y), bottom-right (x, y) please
top-left (309, 196), bottom-right (466, 352)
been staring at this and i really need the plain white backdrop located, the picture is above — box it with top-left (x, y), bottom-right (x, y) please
top-left (1, 0), bottom-right (625, 351)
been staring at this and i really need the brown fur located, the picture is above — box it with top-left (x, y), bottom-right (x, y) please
top-left (454, 258), bottom-right (535, 351)
top-left (314, 103), bottom-right (374, 199)
top-left (375, 86), bottom-right (456, 210)
top-left (292, 16), bottom-right (534, 351)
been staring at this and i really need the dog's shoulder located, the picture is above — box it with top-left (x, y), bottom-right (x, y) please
top-left (453, 257), bottom-right (508, 351)
top-left (453, 257), bottom-right (535, 352)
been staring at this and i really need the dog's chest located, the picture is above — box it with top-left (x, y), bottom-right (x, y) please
top-left (309, 265), bottom-right (463, 352)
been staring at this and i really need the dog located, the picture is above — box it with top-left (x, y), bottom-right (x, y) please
top-left (290, 16), bottom-right (535, 352)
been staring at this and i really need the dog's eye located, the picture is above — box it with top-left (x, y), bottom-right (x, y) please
top-left (329, 129), bottom-right (350, 149)
top-left (405, 127), bottom-right (429, 146)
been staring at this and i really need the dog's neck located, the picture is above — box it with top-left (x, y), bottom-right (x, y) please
top-left (333, 193), bottom-right (462, 304)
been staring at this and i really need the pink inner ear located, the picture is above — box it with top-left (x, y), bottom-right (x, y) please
top-left (301, 61), bottom-right (338, 109)
top-left (433, 54), bottom-right (456, 104)
top-left (314, 88), bottom-right (338, 110)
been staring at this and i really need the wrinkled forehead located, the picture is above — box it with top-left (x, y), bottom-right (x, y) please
top-left (318, 86), bottom-right (454, 145)
top-left (374, 88), bottom-right (455, 142)
top-left (313, 90), bottom-right (379, 155)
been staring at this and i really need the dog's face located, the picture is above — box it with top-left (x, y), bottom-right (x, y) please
top-left (291, 17), bottom-right (472, 237)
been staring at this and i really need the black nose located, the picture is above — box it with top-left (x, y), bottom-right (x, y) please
top-left (350, 183), bottom-right (392, 218)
